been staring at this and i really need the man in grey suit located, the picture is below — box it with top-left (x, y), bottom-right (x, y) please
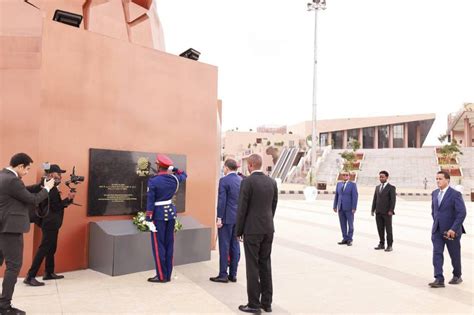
top-left (0, 153), bottom-right (54, 315)
top-left (236, 154), bottom-right (278, 314)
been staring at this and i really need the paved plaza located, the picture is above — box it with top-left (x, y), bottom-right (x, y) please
top-left (9, 196), bottom-right (474, 314)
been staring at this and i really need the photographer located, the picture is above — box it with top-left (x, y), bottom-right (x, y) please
top-left (23, 164), bottom-right (75, 286)
top-left (0, 153), bottom-right (55, 314)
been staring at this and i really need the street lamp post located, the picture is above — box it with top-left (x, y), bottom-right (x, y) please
top-left (307, 0), bottom-right (326, 185)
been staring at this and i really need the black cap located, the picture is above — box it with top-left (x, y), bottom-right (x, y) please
top-left (47, 164), bottom-right (66, 173)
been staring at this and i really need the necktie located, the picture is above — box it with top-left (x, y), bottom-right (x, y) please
top-left (380, 184), bottom-right (384, 192)
top-left (437, 190), bottom-right (444, 206)
top-left (342, 182), bottom-right (347, 192)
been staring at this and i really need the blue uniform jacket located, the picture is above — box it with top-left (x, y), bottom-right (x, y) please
top-left (217, 172), bottom-right (242, 225)
top-left (146, 171), bottom-right (187, 221)
top-left (431, 187), bottom-right (466, 235)
top-left (333, 181), bottom-right (358, 211)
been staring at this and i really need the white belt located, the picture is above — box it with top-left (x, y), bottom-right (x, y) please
top-left (154, 200), bottom-right (172, 206)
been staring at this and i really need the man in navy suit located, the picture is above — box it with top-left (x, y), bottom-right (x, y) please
top-left (333, 171), bottom-right (358, 246)
top-left (429, 170), bottom-right (466, 288)
top-left (210, 159), bottom-right (242, 283)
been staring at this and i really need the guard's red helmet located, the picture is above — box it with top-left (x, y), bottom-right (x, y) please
top-left (156, 154), bottom-right (173, 168)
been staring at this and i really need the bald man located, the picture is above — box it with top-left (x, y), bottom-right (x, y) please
top-left (236, 154), bottom-right (278, 313)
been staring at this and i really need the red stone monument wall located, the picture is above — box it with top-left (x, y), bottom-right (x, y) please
top-left (0, 0), bottom-right (219, 276)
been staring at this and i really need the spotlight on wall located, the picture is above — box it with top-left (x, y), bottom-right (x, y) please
top-left (179, 48), bottom-right (201, 61)
top-left (53, 10), bottom-right (83, 28)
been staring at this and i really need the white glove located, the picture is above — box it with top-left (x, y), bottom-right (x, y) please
top-left (44, 178), bottom-right (55, 191)
top-left (145, 221), bottom-right (157, 232)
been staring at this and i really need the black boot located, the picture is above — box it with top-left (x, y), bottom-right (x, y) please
top-left (147, 276), bottom-right (168, 283)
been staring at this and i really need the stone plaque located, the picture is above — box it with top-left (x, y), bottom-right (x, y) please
top-left (87, 148), bottom-right (186, 216)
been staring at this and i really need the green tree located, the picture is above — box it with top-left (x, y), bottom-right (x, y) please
top-left (439, 139), bottom-right (463, 165)
top-left (438, 134), bottom-right (448, 144)
top-left (339, 151), bottom-right (356, 172)
top-left (348, 139), bottom-right (361, 152)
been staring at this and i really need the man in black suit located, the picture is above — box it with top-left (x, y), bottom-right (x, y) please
top-left (236, 154), bottom-right (278, 314)
top-left (0, 153), bottom-right (54, 315)
top-left (371, 170), bottom-right (396, 252)
top-left (23, 164), bottom-right (75, 286)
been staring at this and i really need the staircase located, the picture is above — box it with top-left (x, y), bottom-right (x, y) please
top-left (270, 147), bottom-right (299, 182)
top-left (356, 148), bottom-right (439, 188)
top-left (459, 147), bottom-right (474, 191)
top-left (315, 149), bottom-right (345, 186)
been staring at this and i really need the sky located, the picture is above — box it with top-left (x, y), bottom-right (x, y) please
top-left (155, 0), bottom-right (474, 145)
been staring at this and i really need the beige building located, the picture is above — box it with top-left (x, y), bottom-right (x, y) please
top-left (223, 113), bottom-right (437, 175)
top-left (288, 113), bottom-right (435, 150)
top-left (447, 103), bottom-right (474, 147)
top-left (256, 124), bottom-right (287, 134)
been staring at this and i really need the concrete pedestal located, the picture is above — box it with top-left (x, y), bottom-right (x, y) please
top-left (88, 217), bottom-right (211, 276)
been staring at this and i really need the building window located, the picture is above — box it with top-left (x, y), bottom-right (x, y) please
top-left (319, 133), bottom-right (328, 146)
top-left (407, 122), bottom-right (417, 148)
top-left (347, 129), bottom-right (359, 148)
top-left (378, 125), bottom-right (389, 149)
top-left (332, 131), bottom-right (344, 149)
top-left (393, 124), bottom-right (404, 148)
top-left (363, 127), bottom-right (375, 149)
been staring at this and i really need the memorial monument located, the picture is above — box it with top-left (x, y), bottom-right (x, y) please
top-left (0, 0), bottom-right (221, 276)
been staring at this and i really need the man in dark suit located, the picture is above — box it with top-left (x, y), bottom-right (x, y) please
top-left (0, 153), bottom-right (54, 315)
top-left (23, 164), bottom-right (75, 287)
top-left (429, 170), bottom-right (466, 288)
top-left (210, 159), bottom-right (242, 283)
top-left (333, 171), bottom-right (358, 246)
top-left (371, 170), bottom-right (396, 252)
top-left (236, 154), bottom-right (278, 313)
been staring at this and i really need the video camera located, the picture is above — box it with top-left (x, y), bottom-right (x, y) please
top-left (65, 166), bottom-right (84, 193)
top-left (42, 163), bottom-right (84, 206)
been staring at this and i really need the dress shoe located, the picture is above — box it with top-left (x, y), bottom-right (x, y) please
top-left (209, 276), bottom-right (229, 283)
top-left (428, 279), bottom-right (445, 288)
top-left (23, 277), bottom-right (45, 287)
top-left (384, 246), bottom-right (393, 252)
top-left (43, 273), bottom-right (64, 280)
top-left (147, 276), bottom-right (168, 283)
top-left (346, 240), bottom-right (353, 246)
top-left (337, 240), bottom-right (348, 245)
top-left (238, 304), bottom-right (261, 313)
top-left (0, 305), bottom-right (26, 315)
top-left (374, 244), bottom-right (385, 250)
top-left (228, 275), bottom-right (237, 283)
top-left (449, 276), bottom-right (463, 285)
top-left (259, 304), bottom-right (272, 312)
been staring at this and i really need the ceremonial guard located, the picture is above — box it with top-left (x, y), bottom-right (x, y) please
top-left (146, 154), bottom-right (187, 283)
